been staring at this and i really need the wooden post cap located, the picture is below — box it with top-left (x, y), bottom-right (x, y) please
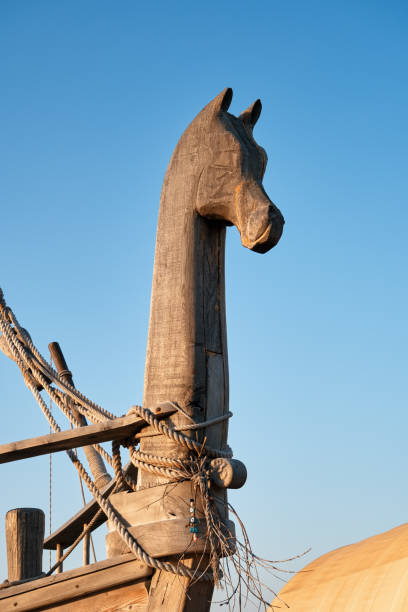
top-left (210, 458), bottom-right (247, 489)
top-left (6, 507), bottom-right (45, 582)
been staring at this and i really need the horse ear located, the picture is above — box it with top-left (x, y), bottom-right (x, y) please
top-left (240, 99), bottom-right (262, 129)
top-left (211, 88), bottom-right (233, 114)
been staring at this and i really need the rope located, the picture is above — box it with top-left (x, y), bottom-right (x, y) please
top-left (7, 306), bottom-right (115, 422)
top-left (176, 411), bottom-right (232, 431)
top-left (120, 405), bottom-right (233, 584)
top-left (0, 290), bottom-right (234, 583)
top-left (15, 369), bottom-right (213, 581)
top-left (70, 452), bottom-right (213, 581)
top-left (0, 311), bottom-right (114, 445)
top-left (112, 440), bottom-right (127, 492)
top-left (135, 410), bottom-right (232, 439)
top-left (0, 289), bottom-right (293, 606)
top-left (45, 507), bottom-right (105, 577)
top-left (127, 405), bottom-right (232, 459)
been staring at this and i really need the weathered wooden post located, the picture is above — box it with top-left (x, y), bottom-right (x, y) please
top-left (6, 508), bottom-right (45, 582)
top-left (106, 88), bottom-right (284, 611)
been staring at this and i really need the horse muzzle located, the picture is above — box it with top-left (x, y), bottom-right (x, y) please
top-left (235, 181), bottom-right (285, 253)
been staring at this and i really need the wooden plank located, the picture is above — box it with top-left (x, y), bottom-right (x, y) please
top-left (0, 553), bottom-right (152, 611)
top-left (106, 483), bottom-right (233, 559)
top-left (0, 404), bottom-right (175, 465)
top-left (147, 556), bottom-right (214, 612)
top-left (40, 580), bottom-right (149, 611)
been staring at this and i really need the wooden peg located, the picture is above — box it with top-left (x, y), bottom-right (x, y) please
top-left (210, 458), bottom-right (247, 489)
top-left (56, 543), bottom-right (63, 574)
top-left (83, 524), bottom-right (90, 566)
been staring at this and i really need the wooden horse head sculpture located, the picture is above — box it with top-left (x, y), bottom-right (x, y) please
top-left (141, 87), bottom-right (284, 487)
top-left (195, 87), bottom-right (284, 253)
top-left (103, 89), bottom-right (286, 610)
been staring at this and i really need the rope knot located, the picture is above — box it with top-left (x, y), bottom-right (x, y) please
top-left (120, 436), bottom-right (135, 449)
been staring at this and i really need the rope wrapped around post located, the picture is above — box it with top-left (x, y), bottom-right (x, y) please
top-left (0, 289), bottom-right (230, 583)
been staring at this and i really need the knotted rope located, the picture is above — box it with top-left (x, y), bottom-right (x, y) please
top-left (0, 288), bottom-right (299, 608)
top-left (0, 288), bottom-right (232, 584)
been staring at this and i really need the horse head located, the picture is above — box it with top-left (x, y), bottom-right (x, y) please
top-left (177, 87), bottom-right (284, 253)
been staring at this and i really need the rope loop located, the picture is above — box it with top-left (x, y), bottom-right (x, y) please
top-left (0, 290), bottom-right (228, 584)
top-left (126, 405), bottom-right (233, 460)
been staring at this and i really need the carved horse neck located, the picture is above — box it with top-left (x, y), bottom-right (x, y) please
top-left (143, 149), bottom-right (229, 444)
top-left (140, 88), bottom-right (284, 489)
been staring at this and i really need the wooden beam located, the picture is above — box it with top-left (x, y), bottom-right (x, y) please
top-left (43, 480), bottom-right (113, 550)
top-left (43, 462), bottom-right (136, 550)
top-left (0, 553), bottom-right (152, 612)
top-left (0, 404), bottom-right (175, 465)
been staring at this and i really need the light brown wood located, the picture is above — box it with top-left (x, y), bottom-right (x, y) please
top-left (0, 404), bottom-right (175, 464)
top-left (106, 520), bottom-right (207, 558)
top-left (147, 556), bottom-right (213, 612)
top-left (37, 581), bottom-right (149, 612)
top-left (56, 543), bottom-right (63, 574)
top-left (47, 581), bottom-right (149, 611)
top-left (110, 481), bottom-right (227, 524)
top-left (0, 553), bottom-right (152, 612)
top-left (83, 524), bottom-right (90, 566)
top-left (210, 458), bottom-right (247, 489)
top-left (106, 483), bottom-right (235, 558)
top-left (106, 519), bottom-right (235, 559)
top-left (137, 89), bottom-right (284, 610)
top-left (6, 508), bottom-right (45, 582)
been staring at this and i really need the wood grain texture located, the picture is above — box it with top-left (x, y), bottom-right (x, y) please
top-left (210, 458), bottom-right (247, 489)
top-left (138, 89), bottom-right (284, 610)
top-left (0, 405), bottom-right (175, 464)
top-left (0, 553), bottom-right (152, 612)
top-left (147, 556), bottom-right (213, 612)
top-left (35, 581), bottom-right (149, 612)
top-left (6, 508), bottom-right (44, 581)
top-left (106, 483), bottom-right (235, 558)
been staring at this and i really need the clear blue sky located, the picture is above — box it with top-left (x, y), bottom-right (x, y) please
top-left (0, 1), bottom-right (407, 606)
